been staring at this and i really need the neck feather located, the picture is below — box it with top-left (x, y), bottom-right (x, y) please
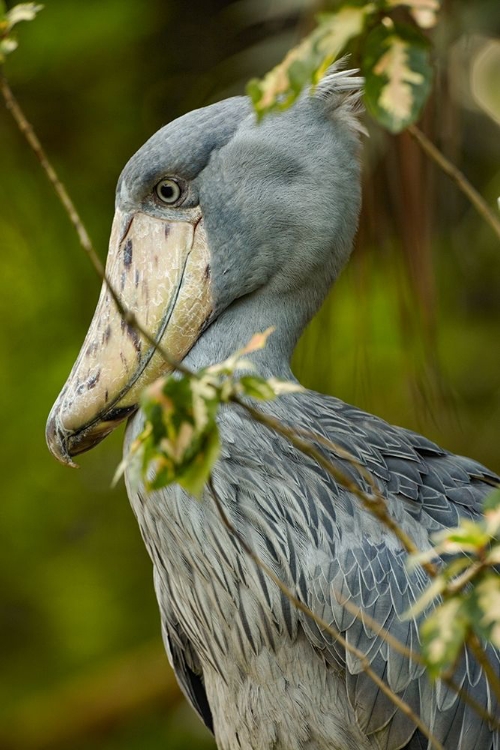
top-left (183, 279), bottom-right (330, 379)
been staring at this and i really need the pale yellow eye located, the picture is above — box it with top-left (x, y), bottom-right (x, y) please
top-left (155, 178), bottom-right (181, 204)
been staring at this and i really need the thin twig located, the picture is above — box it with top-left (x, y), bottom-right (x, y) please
top-left (0, 73), bottom-right (193, 379)
top-left (408, 125), bottom-right (500, 242)
top-left (0, 74), bottom-right (100, 269)
top-left (207, 478), bottom-right (445, 750)
top-left (466, 632), bottom-right (500, 706)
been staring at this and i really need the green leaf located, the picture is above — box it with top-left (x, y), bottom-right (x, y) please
top-left (386, 0), bottom-right (440, 29)
top-left (247, 4), bottom-right (375, 120)
top-left (148, 456), bottom-right (176, 491)
top-left (431, 519), bottom-right (491, 554)
top-left (5, 3), bottom-right (43, 30)
top-left (0, 36), bottom-right (17, 60)
top-left (421, 597), bottom-right (471, 678)
top-left (473, 573), bottom-right (500, 648)
top-left (239, 375), bottom-right (277, 401)
top-left (124, 333), bottom-right (301, 498)
top-left (136, 369), bottom-right (223, 496)
top-left (485, 542), bottom-right (500, 566)
top-left (266, 377), bottom-right (304, 395)
top-left (0, 3), bottom-right (43, 64)
top-left (190, 377), bottom-right (217, 432)
top-left (484, 488), bottom-right (500, 513)
top-left (362, 22), bottom-right (432, 132)
top-left (177, 426), bottom-right (220, 498)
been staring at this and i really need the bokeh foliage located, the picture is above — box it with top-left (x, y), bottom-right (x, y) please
top-left (0, 0), bottom-right (499, 748)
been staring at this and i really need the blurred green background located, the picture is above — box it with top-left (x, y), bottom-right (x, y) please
top-left (0, 1), bottom-right (499, 748)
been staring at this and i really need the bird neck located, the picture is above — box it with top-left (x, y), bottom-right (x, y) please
top-left (183, 283), bottom-right (322, 380)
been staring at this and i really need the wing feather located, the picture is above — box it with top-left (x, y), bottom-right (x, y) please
top-left (216, 393), bottom-right (500, 748)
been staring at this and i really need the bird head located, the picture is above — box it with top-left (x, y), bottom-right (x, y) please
top-left (46, 66), bottom-right (364, 466)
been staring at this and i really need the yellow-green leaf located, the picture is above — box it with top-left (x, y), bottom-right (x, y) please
top-left (266, 377), bottom-right (304, 395)
top-left (0, 2), bottom-right (42, 63)
top-left (421, 597), bottom-right (471, 678)
top-left (475, 574), bottom-right (500, 648)
top-left (247, 5), bottom-right (375, 119)
top-left (5, 3), bottom-right (43, 31)
top-left (485, 543), bottom-right (500, 566)
top-left (0, 36), bottom-right (17, 60)
top-left (241, 327), bottom-right (275, 355)
top-left (386, 0), bottom-right (440, 29)
top-left (484, 487), bottom-right (500, 512)
top-left (177, 427), bottom-right (220, 499)
top-left (239, 375), bottom-right (276, 401)
top-left (432, 521), bottom-right (491, 554)
top-left (363, 22), bottom-right (432, 132)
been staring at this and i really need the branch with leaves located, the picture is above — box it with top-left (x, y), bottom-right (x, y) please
top-left (247, 0), bottom-right (500, 241)
top-left (247, 0), bottom-right (437, 131)
top-left (0, 1), bottom-right (42, 61)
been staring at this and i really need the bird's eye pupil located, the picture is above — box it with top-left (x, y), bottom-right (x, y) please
top-left (160, 184), bottom-right (174, 200)
top-left (155, 178), bottom-right (181, 204)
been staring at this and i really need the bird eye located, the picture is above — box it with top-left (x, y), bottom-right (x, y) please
top-left (155, 178), bottom-right (182, 205)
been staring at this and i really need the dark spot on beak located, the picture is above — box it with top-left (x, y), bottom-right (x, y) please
top-left (135, 269), bottom-right (140, 287)
top-left (204, 264), bottom-right (211, 280)
top-left (126, 324), bottom-right (142, 355)
top-left (84, 341), bottom-right (99, 358)
top-left (164, 225), bottom-right (170, 238)
top-left (87, 370), bottom-right (101, 390)
top-left (123, 238), bottom-right (133, 268)
top-left (120, 271), bottom-right (126, 290)
top-left (104, 389), bottom-right (109, 402)
top-left (104, 325), bottom-right (112, 344)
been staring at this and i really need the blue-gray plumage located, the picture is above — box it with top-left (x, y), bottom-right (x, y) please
top-left (47, 66), bottom-right (500, 749)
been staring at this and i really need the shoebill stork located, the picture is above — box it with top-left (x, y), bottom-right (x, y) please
top-left (46, 67), bottom-right (500, 749)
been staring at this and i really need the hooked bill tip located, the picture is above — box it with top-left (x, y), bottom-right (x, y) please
top-left (45, 414), bottom-right (80, 468)
top-left (46, 404), bottom-right (137, 466)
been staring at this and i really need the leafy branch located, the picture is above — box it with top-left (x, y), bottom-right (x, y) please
top-left (115, 329), bottom-right (303, 497)
top-left (247, 0), bottom-right (500, 242)
top-left (247, 0), bottom-right (437, 131)
top-left (406, 488), bottom-right (500, 697)
top-left (0, 1), bottom-right (42, 62)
